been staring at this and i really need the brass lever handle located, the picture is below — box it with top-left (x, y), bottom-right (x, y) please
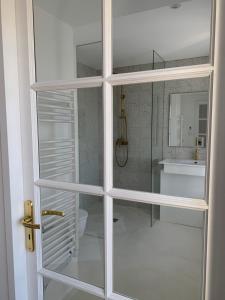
top-left (22, 200), bottom-right (40, 252)
top-left (41, 210), bottom-right (65, 217)
top-left (22, 216), bottom-right (40, 229)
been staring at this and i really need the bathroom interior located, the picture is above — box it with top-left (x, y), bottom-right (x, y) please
top-left (33, 0), bottom-right (211, 299)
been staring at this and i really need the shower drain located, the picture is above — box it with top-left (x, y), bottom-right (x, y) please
top-left (113, 218), bottom-right (119, 223)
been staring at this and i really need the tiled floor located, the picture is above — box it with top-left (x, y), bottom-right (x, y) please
top-left (113, 204), bottom-right (203, 300)
top-left (45, 201), bottom-right (204, 300)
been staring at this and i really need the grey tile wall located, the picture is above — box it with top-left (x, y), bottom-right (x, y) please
top-left (113, 57), bottom-right (209, 192)
top-left (113, 82), bottom-right (153, 192)
top-left (77, 57), bottom-right (209, 195)
top-left (77, 63), bottom-right (103, 208)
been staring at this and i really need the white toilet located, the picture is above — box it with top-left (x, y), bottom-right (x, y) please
top-left (79, 209), bottom-right (88, 237)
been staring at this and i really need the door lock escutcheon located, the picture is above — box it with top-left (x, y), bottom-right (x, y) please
top-left (21, 200), bottom-right (40, 252)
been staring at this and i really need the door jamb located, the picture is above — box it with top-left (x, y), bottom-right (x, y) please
top-left (1, 0), bottom-right (225, 299)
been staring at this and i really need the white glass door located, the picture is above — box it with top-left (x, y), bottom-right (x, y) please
top-left (27, 1), bottom-right (214, 299)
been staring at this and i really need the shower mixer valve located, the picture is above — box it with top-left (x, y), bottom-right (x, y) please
top-left (116, 138), bottom-right (128, 146)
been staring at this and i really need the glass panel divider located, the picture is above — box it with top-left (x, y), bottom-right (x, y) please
top-left (32, 77), bottom-right (104, 92)
top-left (39, 269), bottom-right (105, 299)
top-left (108, 64), bottom-right (213, 86)
top-left (35, 179), bottom-right (209, 212)
top-left (30, 65), bottom-right (213, 93)
top-left (103, 0), bottom-right (113, 298)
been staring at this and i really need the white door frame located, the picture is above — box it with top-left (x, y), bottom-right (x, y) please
top-left (0, 23), bottom-right (9, 299)
top-left (205, 0), bottom-right (225, 298)
top-left (0, 0), bottom-right (225, 299)
top-left (0, 0), bottom-right (30, 299)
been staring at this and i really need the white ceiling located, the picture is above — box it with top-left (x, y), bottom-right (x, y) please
top-left (35, 0), bottom-right (190, 28)
top-left (35, 0), bottom-right (211, 69)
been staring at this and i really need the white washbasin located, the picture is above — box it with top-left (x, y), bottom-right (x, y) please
top-left (159, 159), bottom-right (206, 177)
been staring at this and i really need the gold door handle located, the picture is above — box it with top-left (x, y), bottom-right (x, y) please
top-left (22, 216), bottom-right (40, 229)
top-left (41, 210), bottom-right (65, 217)
top-left (22, 200), bottom-right (40, 252)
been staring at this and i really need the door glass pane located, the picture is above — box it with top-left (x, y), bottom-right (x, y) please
top-left (113, 0), bottom-right (212, 73)
top-left (43, 278), bottom-right (102, 300)
top-left (33, 0), bottom-right (102, 81)
top-left (113, 199), bottom-right (205, 300)
top-left (41, 188), bottom-right (104, 288)
top-left (37, 87), bottom-right (103, 186)
top-left (113, 77), bottom-right (210, 199)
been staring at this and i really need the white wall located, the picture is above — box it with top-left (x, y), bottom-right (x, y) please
top-left (33, 5), bottom-right (75, 81)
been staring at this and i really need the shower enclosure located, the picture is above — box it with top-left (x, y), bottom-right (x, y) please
top-left (76, 42), bottom-right (166, 193)
top-left (37, 44), bottom-right (166, 294)
top-left (112, 50), bottom-right (165, 225)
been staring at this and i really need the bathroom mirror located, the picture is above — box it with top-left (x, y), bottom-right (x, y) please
top-left (169, 91), bottom-right (209, 147)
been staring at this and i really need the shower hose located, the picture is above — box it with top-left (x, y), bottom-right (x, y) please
top-left (115, 115), bottom-right (129, 167)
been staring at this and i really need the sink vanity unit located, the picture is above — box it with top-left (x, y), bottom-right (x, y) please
top-left (159, 159), bottom-right (206, 227)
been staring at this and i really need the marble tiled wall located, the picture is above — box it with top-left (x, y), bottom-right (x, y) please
top-left (77, 63), bottom-right (103, 208)
top-left (113, 82), bottom-right (153, 192)
top-left (77, 63), bottom-right (103, 186)
top-left (113, 63), bottom-right (155, 192)
top-left (77, 57), bottom-right (209, 196)
top-left (113, 57), bottom-right (209, 192)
